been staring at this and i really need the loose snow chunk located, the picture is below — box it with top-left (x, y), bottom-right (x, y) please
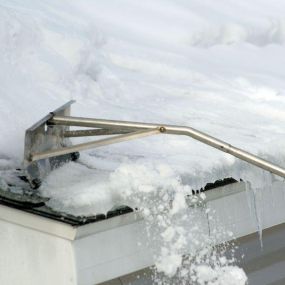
top-left (171, 192), bottom-right (187, 215)
top-left (195, 265), bottom-right (247, 285)
top-left (155, 252), bottom-right (182, 277)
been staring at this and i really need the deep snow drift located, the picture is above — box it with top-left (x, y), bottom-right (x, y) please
top-left (1, 0), bottom-right (285, 284)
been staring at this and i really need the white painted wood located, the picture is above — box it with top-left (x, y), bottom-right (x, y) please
top-left (0, 204), bottom-right (76, 240)
top-left (0, 219), bottom-right (76, 285)
top-left (74, 219), bottom-right (153, 285)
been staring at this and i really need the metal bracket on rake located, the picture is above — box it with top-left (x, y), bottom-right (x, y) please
top-left (24, 100), bottom-right (285, 189)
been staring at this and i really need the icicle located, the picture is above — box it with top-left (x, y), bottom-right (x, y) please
top-left (283, 178), bottom-right (285, 202)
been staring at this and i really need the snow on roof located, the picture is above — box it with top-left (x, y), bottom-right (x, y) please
top-left (1, 0), bottom-right (285, 166)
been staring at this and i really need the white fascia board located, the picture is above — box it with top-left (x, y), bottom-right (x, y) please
top-left (75, 211), bottom-right (143, 239)
top-left (0, 204), bottom-right (76, 240)
top-left (204, 181), bottom-right (246, 202)
top-left (0, 182), bottom-right (246, 241)
top-left (0, 203), bottom-right (144, 241)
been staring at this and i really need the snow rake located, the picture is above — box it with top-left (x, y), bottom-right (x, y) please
top-left (24, 100), bottom-right (285, 188)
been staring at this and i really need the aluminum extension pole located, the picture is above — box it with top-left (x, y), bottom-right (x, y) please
top-left (50, 115), bottom-right (285, 178)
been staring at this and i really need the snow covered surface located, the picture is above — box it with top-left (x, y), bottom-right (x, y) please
top-left (1, 0), bottom-right (285, 214)
top-left (1, 0), bottom-right (285, 167)
top-left (1, 0), bottom-right (285, 284)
